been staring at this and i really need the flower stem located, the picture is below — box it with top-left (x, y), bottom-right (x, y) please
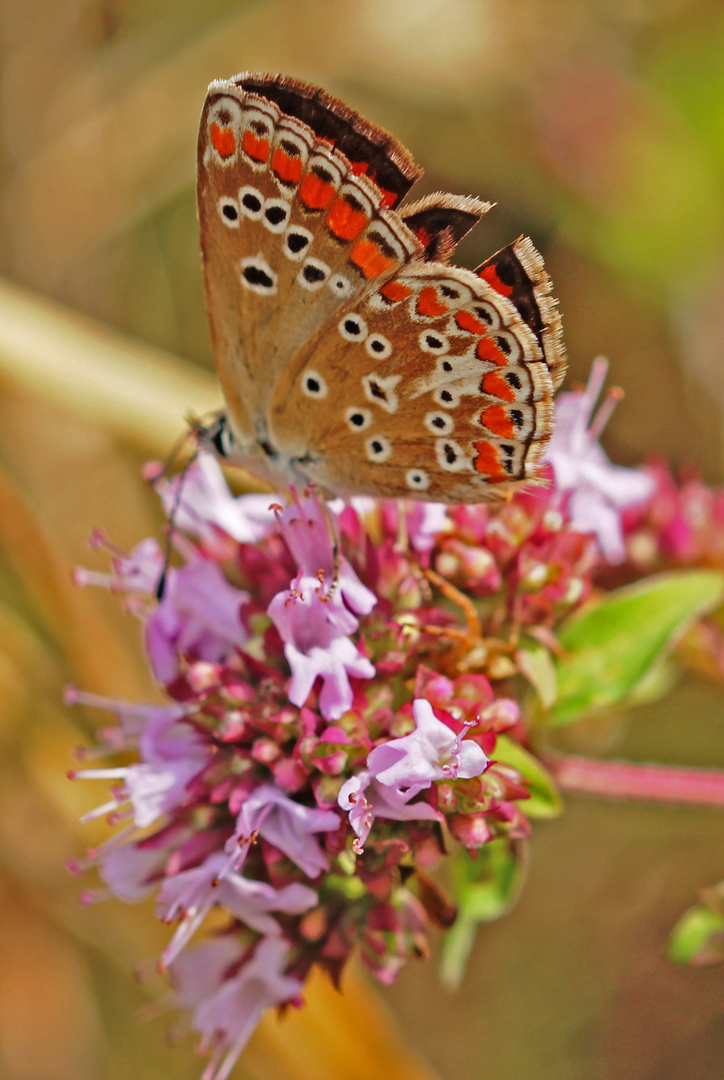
top-left (544, 751), bottom-right (724, 808)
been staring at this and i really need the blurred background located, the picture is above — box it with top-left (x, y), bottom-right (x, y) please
top-left (1, 1), bottom-right (724, 1078)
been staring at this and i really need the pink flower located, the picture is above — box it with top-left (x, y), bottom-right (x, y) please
top-left (72, 711), bottom-right (208, 830)
top-left (178, 935), bottom-right (302, 1080)
top-left (276, 488), bottom-right (376, 616)
top-left (146, 560), bottom-right (249, 684)
top-left (367, 699), bottom-right (488, 793)
top-left (169, 936), bottom-right (246, 1013)
top-left (158, 851), bottom-right (317, 967)
top-left (73, 536), bottom-right (164, 592)
top-left (406, 501), bottom-right (449, 554)
top-left (230, 783), bottom-right (340, 878)
top-left (545, 357), bottom-right (655, 563)
top-left (338, 770), bottom-right (440, 852)
top-left (155, 452), bottom-right (277, 544)
top-left (268, 572), bottom-right (374, 721)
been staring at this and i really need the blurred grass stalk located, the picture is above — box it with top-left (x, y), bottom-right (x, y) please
top-left (0, 276), bottom-right (439, 1080)
top-left (0, 277), bottom-right (221, 457)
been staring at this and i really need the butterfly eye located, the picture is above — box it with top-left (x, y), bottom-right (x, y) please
top-left (365, 435), bottom-right (392, 463)
top-left (262, 199), bottom-right (291, 233)
top-left (297, 258), bottom-right (331, 291)
top-left (238, 186), bottom-right (264, 220)
top-left (240, 255), bottom-right (277, 295)
top-left (283, 226), bottom-right (312, 261)
top-left (405, 469), bottom-right (430, 491)
top-left (218, 198), bottom-right (239, 227)
top-left (301, 369), bottom-right (328, 399)
top-left (424, 412), bottom-right (455, 435)
top-left (205, 415), bottom-right (236, 458)
top-left (344, 408), bottom-right (373, 432)
top-left (365, 334), bottom-right (392, 360)
top-left (338, 313), bottom-right (368, 341)
top-left (419, 330), bottom-right (449, 355)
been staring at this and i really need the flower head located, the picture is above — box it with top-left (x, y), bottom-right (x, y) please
top-left (70, 460), bottom-right (584, 1071)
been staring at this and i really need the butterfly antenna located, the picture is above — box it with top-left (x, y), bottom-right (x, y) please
top-left (155, 447), bottom-right (199, 601)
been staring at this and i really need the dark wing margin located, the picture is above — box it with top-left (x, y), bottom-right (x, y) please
top-left (400, 192), bottom-right (491, 263)
top-left (474, 236), bottom-right (566, 389)
top-left (233, 72), bottom-right (422, 209)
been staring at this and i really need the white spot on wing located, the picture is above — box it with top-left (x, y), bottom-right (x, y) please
top-left (362, 373), bottom-right (401, 414)
top-left (406, 469), bottom-right (430, 491)
top-left (297, 258), bottom-right (331, 291)
top-left (365, 334), bottom-right (392, 360)
top-left (365, 435), bottom-right (392, 463)
top-left (436, 438), bottom-right (471, 473)
top-left (344, 407), bottom-right (373, 432)
top-left (301, 369), bottom-right (328, 399)
top-left (338, 313), bottom-right (368, 341)
top-left (218, 197), bottom-right (239, 228)
top-left (240, 254), bottom-right (277, 295)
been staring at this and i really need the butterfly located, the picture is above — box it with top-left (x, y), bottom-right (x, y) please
top-left (196, 72), bottom-right (566, 504)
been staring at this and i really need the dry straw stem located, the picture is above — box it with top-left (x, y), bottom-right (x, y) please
top-left (0, 278), bottom-right (221, 457)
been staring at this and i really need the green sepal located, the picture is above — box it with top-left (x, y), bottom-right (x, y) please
top-left (493, 735), bottom-right (563, 819)
top-left (516, 641), bottom-right (557, 710)
top-left (440, 839), bottom-right (528, 989)
top-left (668, 886), bottom-right (724, 967)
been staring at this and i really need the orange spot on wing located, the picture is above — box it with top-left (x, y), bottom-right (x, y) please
top-left (481, 372), bottom-right (516, 402)
top-left (380, 280), bottom-right (414, 303)
top-left (481, 405), bottom-right (515, 439)
top-left (271, 148), bottom-right (303, 185)
top-left (416, 226), bottom-right (432, 247)
top-left (327, 197), bottom-right (369, 241)
top-left (479, 264), bottom-right (513, 297)
top-left (299, 173), bottom-right (336, 210)
top-left (456, 310), bottom-right (486, 335)
top-left (416, 287), bottom-right (449, 318)
top-left (241, 130), bottom-right (269, 163)
top-left (473, 441), bottom-right (507, 478)
top-left (351, 161), bottom-right (369, 176)
top-left (349, 238), bottom-right (396, 279)
top-left (476, 337), bottom-right (507, 366)
top-left (210, 122), bottom-right (236, 158)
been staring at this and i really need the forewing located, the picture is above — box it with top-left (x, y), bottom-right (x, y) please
top-left (269, 255), bottom-right (562, 503)
top-left (197, 73), bottom-right (423, 445)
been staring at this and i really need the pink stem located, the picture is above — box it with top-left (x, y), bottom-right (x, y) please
top-left (544, 752), bottom-right (724, 807)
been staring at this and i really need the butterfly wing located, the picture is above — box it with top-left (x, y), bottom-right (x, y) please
top-left (197, 73), bottom-right (423, 461)
top-left (267, 250), bottom-right (563, 503)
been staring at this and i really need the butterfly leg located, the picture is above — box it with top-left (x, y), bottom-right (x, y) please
top-left (423, 567), bottom-right (482, 643)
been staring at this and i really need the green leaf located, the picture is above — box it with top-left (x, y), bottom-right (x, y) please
top-left (440, 839), bottom-right (527, 988)
top-left (546, 571), bottom-right (724, 728)
top-left (515, 642), bottom-right (557, 710)
top-left (668, 890), bottom-right (724, 967)
top-left (493, 735), bottom-right (562, 819)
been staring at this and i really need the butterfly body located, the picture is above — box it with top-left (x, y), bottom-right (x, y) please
top-left (197, 73), bottom-right (566, 502)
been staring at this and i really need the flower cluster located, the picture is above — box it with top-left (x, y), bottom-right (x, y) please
top-left (68, 368), bottom-right (658, 1078)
